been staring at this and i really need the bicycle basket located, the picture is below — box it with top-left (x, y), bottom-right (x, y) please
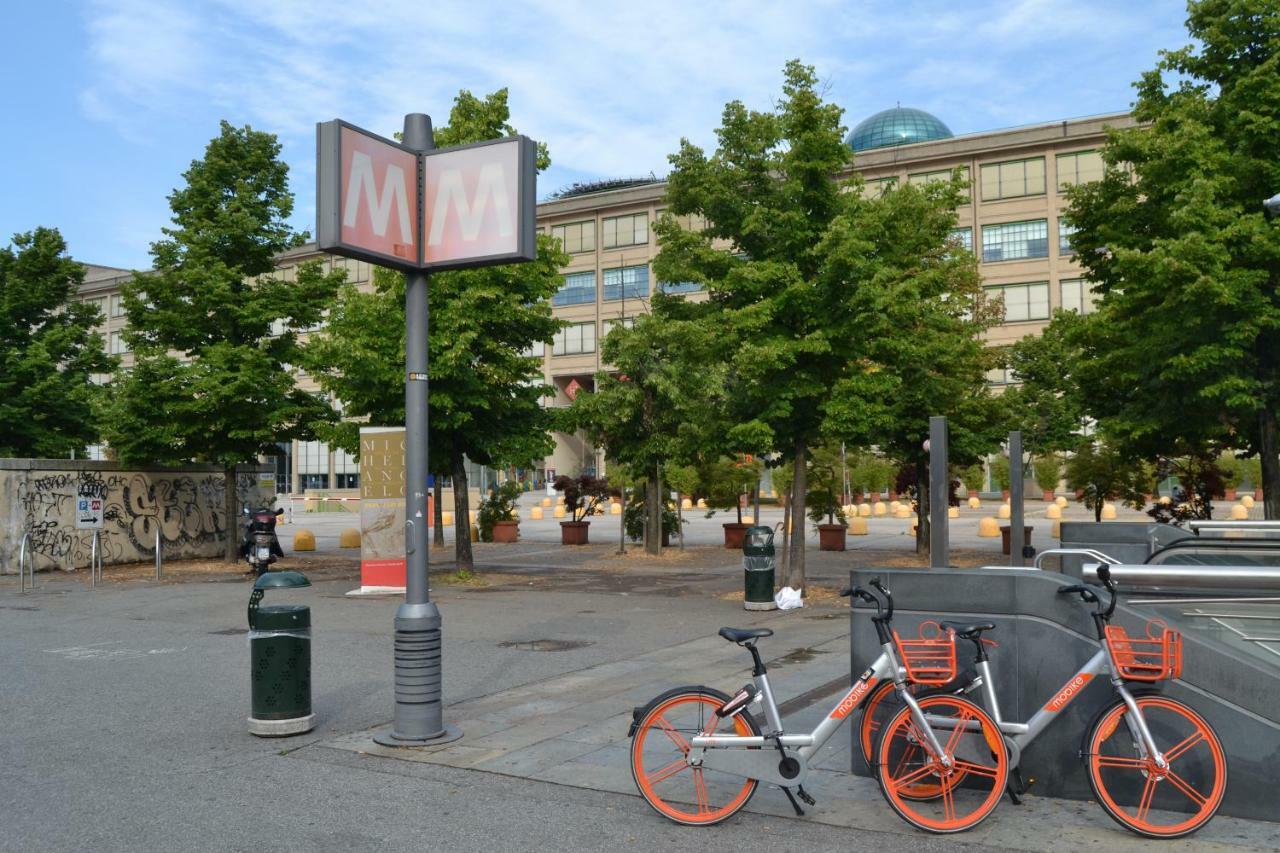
top-left (892, 622), bottom-right (957, 685)
top-left (1104, 621), bottom-right (1183, 682)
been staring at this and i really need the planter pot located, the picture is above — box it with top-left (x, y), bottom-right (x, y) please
top-left (1224, 488), bottom-right (1237, 501)
top-left (818, 523), bottom-right (847, 552)
top-left (1256, 488), bottom-right (1265, 501)
top-left (1042, 490), bottom-right (1055, 502)
top-left (491, 520), bottom-right (519, 543)
top-left (1000, 525), bottom-right (1034, 556)
top-left (1075, 489), bottom-right (1085, 500)
top-left (722, 522), bottom-right (751, 550)
top-left (560, 520), bottom-right (590, 545)
top-left (888, 491), bottom-right (898, 501)
top-left (1001, 489), bottom-right (1011, 500)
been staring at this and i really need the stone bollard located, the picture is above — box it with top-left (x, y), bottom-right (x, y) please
top-left (968, 496), bottom-right (981, 509)
top-left (874, 501), bottom-right (888, 516)
top-left (1101, 503), bottom-right (1118, 520)
top-left (338, 528), bottom-right (361, 548)
top-left (859, 503), bottom-right (872, 518)
top-left (847, 517), bottom-right (869, 535)
top-left (1230, 504), bottom-right (1249, 520)
top-left (997, 504), bottom-right (1011, 519)
top-left (1054, 495), bottom-right (1068, 508)
top-left (530, 506), bottom-right (543, 520)
top-left (978, 517), bottom-right (1000, 537)
top-left (1045, 504), bottom-right (1062, 519)
top-left (293, 529), bottom-right (316, 551)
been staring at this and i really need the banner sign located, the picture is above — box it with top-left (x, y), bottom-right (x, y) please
top-left (317, 120), bottom-right (536, 273)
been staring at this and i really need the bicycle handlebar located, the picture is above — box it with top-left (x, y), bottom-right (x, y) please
top-left (841, 578), bottom-right (892, 620)
top-left (1057, 563), bottom-right (1118, 619)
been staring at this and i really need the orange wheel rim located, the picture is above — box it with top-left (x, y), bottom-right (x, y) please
top-left (879, 696), bottom-right (1007, 832)
top-left (1088, 696), bottom-right (1226, 836)
top-left (631, 694), bottom-right (756, 825)
top-left (861, 684), bottom-right (949, 797)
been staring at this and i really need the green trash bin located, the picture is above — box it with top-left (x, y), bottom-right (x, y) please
top-left (743, 525), bottom-right (777, 611)
top-left (247, 571), bottom-right (315, 737)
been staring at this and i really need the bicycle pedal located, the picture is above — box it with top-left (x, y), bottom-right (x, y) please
top-left (781, 786), bottom-right (806, 816)
top-left (796, 786), bottom-right (816, 806)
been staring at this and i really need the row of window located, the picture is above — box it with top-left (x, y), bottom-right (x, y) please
top-left (985, 278), bottom-right (1098, 325)
top-left (864, 150), bottom-right (1104, 204)
top-left (551, 265), bottom-right (703, 306)
top-left (550, 317), bottom-right (639, 356)
top-left (946, 217), bottom-right (1077, 264)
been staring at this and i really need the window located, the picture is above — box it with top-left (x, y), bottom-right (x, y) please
top-left (948, 227), bottom-right (973, 252)
top-left (552, 322), bottom-right (596, 356)
top-left (84, 297), bottom-right (107, 325)
top-left (601, 316), bottom-right (635, 338)
top-left (984, 282), bottom-right (1050, 323)
top-left (981, 219), bottom-right (1049, 263)
top-left (656, 208), bottom-right (707, 233)
top-left (986, 366), bottom-right (1016, 386)
top-left (1057, 150), bottom-right (1104, 190)
top-left (109, 331), bottom-right (129, 354)
top-left (862, 176), bottom-right (897, 199)
top-left (333, 447), bottom-right (358, 489)
top-left (110, 294), bottom-right (126, 317)
top-left (603, 264), bottom-right (649, 301)
top-left (1060, 278), bottom-right (1099, 315)
top-left (298, 440), bottom-right (329, 490)
top-left (602, 213), bottom-right (648, 248)
top-left (980, 157), bottom-right (1046, 201)
top-left (1058, 219), bottom-right (1077, 256)
top-left (658, 280), bottom-right (703, 295)
top-left (551, 220), bottom-right (596, 254)
top-left (552, 271), bottom-right (596, 306)
top-left (908, 166), bottom-right (970, 202)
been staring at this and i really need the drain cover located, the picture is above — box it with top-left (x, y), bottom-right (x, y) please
top-left (497, 639), bottom-right (593, 652)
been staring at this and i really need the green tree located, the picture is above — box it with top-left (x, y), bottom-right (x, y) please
top-left (305, 89), bottom-right (565, 571)
top-left (1064, 0), bottom-right (1280, 518)
top-left (1002, 309), bottom-right (1091, 454)
top-left (102, 122), bottom-right (344, 559)
top-left (0, 228), bottom-right (115, 457)
top-left (1066, 440), bottom-right (1151, 522)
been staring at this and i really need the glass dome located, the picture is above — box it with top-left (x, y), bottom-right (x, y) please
top-left (847, 108), bottom-right (953, 152)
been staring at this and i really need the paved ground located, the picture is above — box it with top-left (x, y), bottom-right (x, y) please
top-left (4, 552), bottom-right (1278, 852)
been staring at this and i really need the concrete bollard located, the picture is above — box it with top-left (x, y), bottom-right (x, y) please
top-left (470, 524), bottom-right (480, 542)
top-left (1045, 504), bottom-right (1062, 520)
top-left (530, 506), bottom-right (543, 520)
top-left (541, 497), bottom-right (551, 507)
top-left (847, 517), bottom-right (868, 535)
top-left (859, 503), bottom-right (872, 518)
top-left (293, 529), bottom-right (316, 551)
top-left (338, 528), bottom-right (361, 549)
top-left (997, 504), bottom-right (1011, 520)
top-left (874, 501), bottom-right (887, 516)
top-left (1231, 503), bottom-right (1250, 520)
top-left (890, 500), bottom-right (901, 512)
top-left (681, 497), bottom-right (693, 510)
top-left (1052, 520), bottom-right (1061, 538)
top-left (554, 505), bottom-right (566, 519)
top-left (1101, 503), bottom-right (1118, 520)
top-left (1054, 495), bottom-right (1068, 508)
top-left (968, 496), bottom-right (981, 509)
top-left (893, 506), bottom-right (911, 519)
top-left (696, 498), bottom-right (707, 509)
top-left (1241, 494), bottom-right (1256, 509)
top-left (443, 511), bottom-right (454, 526)
top-left (610, 503), bottom-right (621, 515)
top-left (948, 506), bottom-right (959, 519)
top-left (978, 517), bottom-right (1000, 537)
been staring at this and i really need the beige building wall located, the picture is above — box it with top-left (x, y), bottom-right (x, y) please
top-left (76, 111), bottom-right (1135, 487)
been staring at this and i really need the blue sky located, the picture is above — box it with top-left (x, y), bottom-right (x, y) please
top-left (1, 0), bottom-right (1191, 270)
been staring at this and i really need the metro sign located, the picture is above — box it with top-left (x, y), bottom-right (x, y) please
top-left (317, 120), bottom-right (536, 272)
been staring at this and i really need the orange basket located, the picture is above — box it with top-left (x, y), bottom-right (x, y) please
top-left (1104, 620), bottom-right (1183, 682)
top-left (892, 621), bottom-right (958, 685)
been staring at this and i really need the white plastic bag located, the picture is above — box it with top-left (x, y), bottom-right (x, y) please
top-left (774, 586), bottom-right (804, 610)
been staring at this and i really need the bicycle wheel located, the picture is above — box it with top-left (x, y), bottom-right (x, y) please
top-left (1085, 694), bottom-right (1227, 838)
top-left (629, 687), bottom-right (760, 826)
top-left (858, 681), bottom-right (957, 800)
top-left (876, 695), bottom-right (1007, 833)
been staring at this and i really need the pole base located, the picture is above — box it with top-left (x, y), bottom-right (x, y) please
top-left (373, 724), bottom-right (463, 748)
top-left (743, 600), bottom-right (778, 611)
top-left (248, 714), bottom-right (315, 737)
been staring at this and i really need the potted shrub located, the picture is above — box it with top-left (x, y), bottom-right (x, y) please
top-left (553, 474), bottom-right (611, 545)
top-left (623, 494), bottom-right (681, 546)
top-left (958, 463), bottom-right (984, 500)
top-left (1034, 454), bottom-right (1062, 502)
top-left (807, 449), bottom-right (848, 551)
top-left (704, 457), bottom-right (760, 549)
top-left (1238, 456), bottom-right (1263, 501)
top-left (990, 456), bottom-right (1011, 500)
top-left (1218, 452), bottom-right (1240, 501)
top-left (478, 480), bottom-right (523, 543)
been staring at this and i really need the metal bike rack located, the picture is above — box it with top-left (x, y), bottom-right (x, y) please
top-left (154, 527), bottom-right (163, 581)
top-left (18, 531), bottom-right (35, 593)
top-left (1083, 562), bottom-right (1280, 591)
top-left (1032, 547), bottom-right (1120, 571)
top-left (89, 530), bottom-right (104, 588)
top-left (1189, 520), bottom-right (1280, 534)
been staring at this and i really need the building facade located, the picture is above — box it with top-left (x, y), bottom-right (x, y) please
top-left (76, 108), bottom-right (1134, 493)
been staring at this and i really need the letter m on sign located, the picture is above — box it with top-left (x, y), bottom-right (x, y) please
top-left (316, 121), bottom-right (421, 270)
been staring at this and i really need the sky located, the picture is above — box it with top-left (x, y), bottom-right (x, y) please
top-left (1, 0), bottom-right (1192, 270)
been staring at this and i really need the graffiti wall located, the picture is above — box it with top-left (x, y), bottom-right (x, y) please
top-left (1, 461), bottom-right (274, 573)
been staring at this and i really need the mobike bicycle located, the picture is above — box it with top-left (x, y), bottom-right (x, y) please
top-left (856, 568), bottom-right (1227, 838)
top-left (626, 579), bottom-right (1007, 829)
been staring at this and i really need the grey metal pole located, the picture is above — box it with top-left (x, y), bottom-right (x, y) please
top-left (377, 113), bottom-right (458, 747)
top-left (1010, 430), bottom-right (1025, 567)
top-left (928, 416), bottom-right (949, 568)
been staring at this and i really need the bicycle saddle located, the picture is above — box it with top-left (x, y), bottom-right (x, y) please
top-left (940, 621), bottom-right (996, 640)
top-left (718, 627), bottom-right (774, 644)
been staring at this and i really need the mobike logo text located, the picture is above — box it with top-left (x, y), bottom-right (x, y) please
top-left (830, 675), bottom-right (879, 721)
top-left (1044, 673), bottom-right (1093, 713)
top-left (339, 126), bottom-right (418, 261)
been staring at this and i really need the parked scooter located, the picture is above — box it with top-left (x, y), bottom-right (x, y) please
top-left (240, 506), bottom-right (285, 577)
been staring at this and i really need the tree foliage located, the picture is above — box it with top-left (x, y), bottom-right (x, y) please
top-left (304, 89), bottom-right (565, 570)
top-left (1064, 0), bottom-right (1280, 517)
top-left (102, 122), bottom-right (344, 557)
top-left (1066, 441), bottom-right (1151, 522)
top-left (0, 228), bottom-right (115, 457)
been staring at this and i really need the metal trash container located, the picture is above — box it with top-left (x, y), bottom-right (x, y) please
top-left (743, 525), bottom-right (777, 611)
top-left (247, 571), bottom-right (315, 736)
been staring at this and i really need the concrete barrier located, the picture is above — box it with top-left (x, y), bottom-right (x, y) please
top-left (338, 528), bottom-right (361, 548)
top-left (293, 530), bottom-right (316, 551)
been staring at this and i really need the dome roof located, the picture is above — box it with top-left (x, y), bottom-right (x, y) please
top-left (848, 107), bottom-right (953, 152)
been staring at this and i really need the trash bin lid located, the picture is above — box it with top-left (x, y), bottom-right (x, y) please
top-left (743, 525), bottom-right (775, 555)
top-left (254, 570), bottom-right (310, 590)
top-left (254, 603), bottom-right (310, 630)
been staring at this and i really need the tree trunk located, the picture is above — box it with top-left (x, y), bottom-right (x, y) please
top-left (451, 452), bottom-right (473, 572)
top-left (433, 478), bottom-right (444, 547)
top-left (224, 463), bottom-right (238, 562)
top-left (618, 487), bottom-right (626, 555)
top-left (915, 461), bottom-right (929, 555)
top-left (788, 437), bottom-right (807, 593)
top-left (779, 491), bottom-right (790, 577)
top-left (1261, 408), bottom-right (1280, 521)
top-left (645, 465), bottom-right (661, 555)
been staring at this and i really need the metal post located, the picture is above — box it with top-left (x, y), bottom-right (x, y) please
top-left (154, 527), bottom-right (163, 580)
top-left (928, 416), bottom-right (949, 568)
top-left (18, 532), bottom-right (34, 592)
top-left (90, 530), bottom-right (104, 588)
top-left (376, 113), bottom-right (458, 747)
top-left (1010, 430), bottom-right (1025, 567)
